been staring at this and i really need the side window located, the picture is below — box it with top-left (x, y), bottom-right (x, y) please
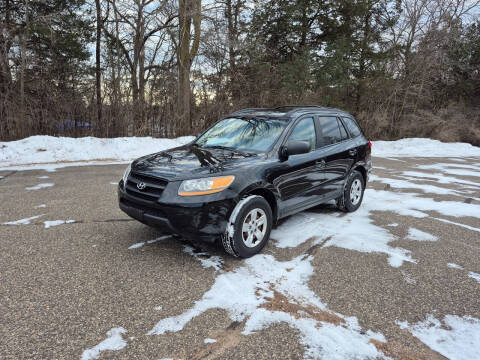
top-left (318, 116), bottom-right (344, 146)
top-left (288, 117), bottom-right (316, 151)
top-left (342, 117), bottom-right (362, 137)
top-left (338, 118), bottom-right (349, 140)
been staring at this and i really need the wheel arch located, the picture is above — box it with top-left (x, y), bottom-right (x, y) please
top-left (241, 186), bottom-right (279, 222)
top-left (351, 163), bottom-right (368, 185)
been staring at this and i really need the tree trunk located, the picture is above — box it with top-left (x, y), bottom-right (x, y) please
top-left (20, 0), bottom-right (29, 138)
top-left (176, 0), bottom-right (201, 136)
top-left (95, 0), bottom-right (102, 135)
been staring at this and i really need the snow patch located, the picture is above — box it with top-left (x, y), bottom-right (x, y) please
top-left (155, 306), bottom-right (163, 311)
top-left (3, 214), bottom-right (44, 225)
top-left (81, 327), bottom-right (127, 360)
top-left (369, 174), bottom-right (462, 196)
top-left (468, 272), bottom-right (480, 283)
top-left (128, 242), bottom-right (144, 249)
top-left (273, 188), bottom-right (480, 267)
top-left (35, 204), bottom-right (46, 208)
top-left (37, 175), bottom-right (50, 179)
top-left (447, 263), bottom-right (464, 270)
top-left (434, 218), bottom-right (480, 233)
top-left (148, 254), bottom-right (387, 359)
top-left (26, 183), bottom-right (54, 190)
top-left (204, 338), bottom-right (217, 344)
top-left (43, 220), bottom-right (75, 228)
top-left (407, 228), bottom-right (438, 242)
top-left (397, 315), bottom-right (480, 360)
top-left (147, 235), bottom-right (171, 244)
top-left (183, 245), bottom-right (223, 271)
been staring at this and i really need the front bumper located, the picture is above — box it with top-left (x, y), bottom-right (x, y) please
top-left (118, 183), bottom-right (235, 242)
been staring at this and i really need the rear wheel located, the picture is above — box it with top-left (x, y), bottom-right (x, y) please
top-left (222, 195), bottom-right (272, 258)
top-left (336, 170), bottom-right (365, 212)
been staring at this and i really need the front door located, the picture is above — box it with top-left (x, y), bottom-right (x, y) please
top-left (273, 116), bottom-right (326, 215)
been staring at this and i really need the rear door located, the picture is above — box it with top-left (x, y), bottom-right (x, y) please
top-left (314, 116), bottom-right (354, 197)
top-left (274, 116), bottom-right (326, 214)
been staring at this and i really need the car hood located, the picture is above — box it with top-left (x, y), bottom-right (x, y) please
top-left (131, 144), bottom-right (261, 180)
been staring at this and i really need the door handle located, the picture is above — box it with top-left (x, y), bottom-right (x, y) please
top-left (349, 149), bottom-right (357, 156)
top-left (316, 159), bottom-right (326, 167)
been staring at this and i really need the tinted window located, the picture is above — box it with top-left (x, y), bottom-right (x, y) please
top-left (196, 117), bottom-right (287, 151)
top-left (319, 116), bottom-right (345, 145)
top-left (338, 119), bottom-right (349, 140)
top-left (289, 117), bottom-right (316, 151)
top-left (342, 117), bottom-right (362, 137)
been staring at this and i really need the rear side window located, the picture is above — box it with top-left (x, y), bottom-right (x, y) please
top-left (338, 119), bottom-right (349, 140)
top-left (289, 117), bottom-right (316, 151)
top-left (342, 117), bottom-right (362, 137)
top-left (318, 116), bottom-right (346, 146)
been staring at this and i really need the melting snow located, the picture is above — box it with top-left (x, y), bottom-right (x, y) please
top-left (128, 242), bottom-right (144, 249)
top-left (43, 220), bottom-right (75, 228)
top-left (468, 272), bottom-right (480, 283)
top-left (81, 327), bottom-right (127, 360)
top-left (35, 204), bottom-right (46, 208)
top-left (204, 338), bottom-right (217, 344)
top-left (147, 235), bottom-right (171, 244)
top-left (447, 263), bottom-right (464, 270)
top-left (26, 183), bottom-right (54, 190)
top-left (148, 254), bottom-right (387, 359)
top-left (3, 214), bottom-right (44, 225)
top-left (397, 315), bottom-right (480, 360)
top-left (407, 228), bottom-right (438, 242)
top-left (37, 175), bottom-right (50, 179)
top-left (272, 188), bottom-right (480, 267)
top-left (183, 245), bottom-right (223, 270)
top-left (434, 218), bottom-right (480, 233)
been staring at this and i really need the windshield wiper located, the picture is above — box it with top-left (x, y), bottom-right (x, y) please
top-left (202, 145), bottom-right (255, 156)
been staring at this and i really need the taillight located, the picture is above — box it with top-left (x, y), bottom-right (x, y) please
top-left (368, 141), bottom-right (372, 149)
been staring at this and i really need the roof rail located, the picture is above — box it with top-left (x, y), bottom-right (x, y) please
top-left (273, 105), bottom-right (324, 109)
top-left (229, 108), bottom-right (270, 116)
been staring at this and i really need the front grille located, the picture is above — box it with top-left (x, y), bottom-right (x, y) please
top-left (125, 171), bottom-right (168, 202)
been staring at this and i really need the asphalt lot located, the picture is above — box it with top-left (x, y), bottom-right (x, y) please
top-left (1, 157), bottom-right (479, 360)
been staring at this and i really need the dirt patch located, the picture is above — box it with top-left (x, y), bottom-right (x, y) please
top-left (187, 320), bottom-right (247, 360)
top-left (260, 288), bottom-right (345, 326)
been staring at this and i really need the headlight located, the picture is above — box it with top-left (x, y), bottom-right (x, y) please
top-left (178, 175), bottom-right (235, 196)
top-left (122, 163), bottom-right (131, 187)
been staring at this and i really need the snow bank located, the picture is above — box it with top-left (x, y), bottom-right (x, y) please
top-left (0, 135), bottom-right (195, 167)
top-left (373, 138), bottom-right (480, 157)
top-left (1, 136), bottom-right (479, 169)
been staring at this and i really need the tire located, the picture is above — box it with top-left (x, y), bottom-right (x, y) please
top-left (336, 170), bottom-right (365, 212)
top-left (221, 195), bottom-right (273, 258)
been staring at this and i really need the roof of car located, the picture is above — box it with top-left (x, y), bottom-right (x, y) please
top-left (227, 105), bottom-right (352, 120)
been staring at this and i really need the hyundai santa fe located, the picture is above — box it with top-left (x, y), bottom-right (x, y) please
top-left (118, 105), bottom-right (372, 257)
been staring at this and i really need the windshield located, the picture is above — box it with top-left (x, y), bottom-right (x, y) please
top-left (195, 117), bottom-right (287, 152)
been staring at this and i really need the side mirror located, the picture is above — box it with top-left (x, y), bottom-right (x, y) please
top-left (280, 140), bottom-right (310, 160)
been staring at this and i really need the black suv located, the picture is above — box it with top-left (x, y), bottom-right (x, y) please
top-left (118, 106), bottom-right (371, 257)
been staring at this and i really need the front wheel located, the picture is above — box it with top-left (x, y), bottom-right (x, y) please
top-left (336, 170), bottom-right (365, 212)
top-left (221, 195), bottom-right (273, 258)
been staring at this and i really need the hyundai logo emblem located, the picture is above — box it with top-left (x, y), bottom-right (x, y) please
top-left (137, 182), bottom-right (146, 190)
